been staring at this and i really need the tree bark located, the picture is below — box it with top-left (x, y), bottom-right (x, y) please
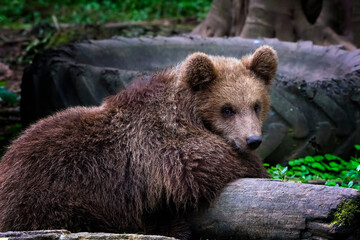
top-left (192, 0), bottom-right (358, 50)
top-left (190, 179), bottom-right (360, 240)
top-left (191, 0), bottom-right (233, 37)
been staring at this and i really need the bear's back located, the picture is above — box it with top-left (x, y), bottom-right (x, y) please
top-left (0, 73), bottom-right (180, 232)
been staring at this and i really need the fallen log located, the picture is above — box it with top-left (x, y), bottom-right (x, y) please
top-left (0, 230), bottom-right (176, 240)
top-left (0, 179), bottom-right (358, 239)
top-left (190, 179), bottom-right (360, 239)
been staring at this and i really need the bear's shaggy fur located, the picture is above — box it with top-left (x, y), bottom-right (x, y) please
top-left (0, 46), bottom-right (277, 239)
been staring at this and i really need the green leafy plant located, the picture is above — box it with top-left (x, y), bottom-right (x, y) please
top-left (265, 145), bottom-right (360, 190)
top-left (264, 164), bottom-right (292, 181)
top-left (0, 86), bottom-right (17, 105)
top-left (17, 21), bottom-right (56, 64)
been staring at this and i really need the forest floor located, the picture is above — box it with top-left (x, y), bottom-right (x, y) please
top-left (0, 18), bottom-right (197, 154)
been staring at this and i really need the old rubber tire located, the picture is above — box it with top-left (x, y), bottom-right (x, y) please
top-left (21, 36), bottom-right (360, 164)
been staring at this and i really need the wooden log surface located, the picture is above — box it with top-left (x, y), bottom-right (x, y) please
top-left (0, 230), bottom-right (176, 240)
top-left (0, 180), bottom-right (358, 239)
top-left (189, 179), bottom-right (360, 240)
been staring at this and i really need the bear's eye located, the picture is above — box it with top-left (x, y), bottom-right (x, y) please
top-left (221, 106), bottom-right (235, 118)
top-left (254, 103), bottom-right (260, 114)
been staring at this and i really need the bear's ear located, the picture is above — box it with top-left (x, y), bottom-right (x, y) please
top-left (182, 52), bottom-right (218, 91)
top-left (244, 46), bottom-right (278, 85)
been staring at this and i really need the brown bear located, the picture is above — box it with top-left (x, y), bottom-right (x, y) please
top-left (0, 46), bottom-right (277, 239)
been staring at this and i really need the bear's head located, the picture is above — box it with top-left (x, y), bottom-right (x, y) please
top-left (180, 46), bottom-right (278, 152)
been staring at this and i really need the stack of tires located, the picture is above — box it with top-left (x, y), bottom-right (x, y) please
top-left (21, 36), bottom-right (360, 164)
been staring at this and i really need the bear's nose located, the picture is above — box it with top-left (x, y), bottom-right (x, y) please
top-left (246, 136), bottom-right (262, 150)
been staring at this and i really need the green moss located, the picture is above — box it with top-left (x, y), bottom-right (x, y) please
top-left (330, 199), bottom-right (360, 227)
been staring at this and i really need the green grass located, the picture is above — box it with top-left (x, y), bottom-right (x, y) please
top-left (0, 0), bottom-right (212, 27)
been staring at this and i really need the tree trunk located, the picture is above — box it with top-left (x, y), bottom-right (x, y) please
top-left (189, 179), bottom-right (360, 239)
top-left (192, 0), bottom-right (359, 51)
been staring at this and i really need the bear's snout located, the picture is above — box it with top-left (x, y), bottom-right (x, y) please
top-left (246, 136), bottom-right (262, 150)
